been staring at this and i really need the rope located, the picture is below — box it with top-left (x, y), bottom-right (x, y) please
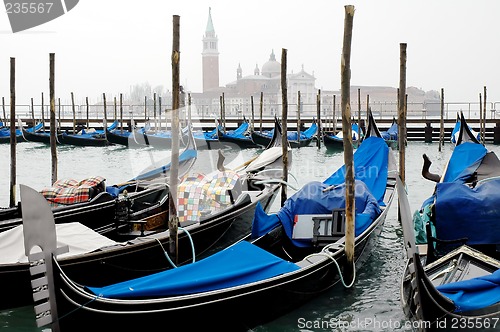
top-left (303, 246), bottom-right (356, 289)
top-left (148, 225), bottom-right (196, 269)
top-left (55, 295), bottom-right (99, 323)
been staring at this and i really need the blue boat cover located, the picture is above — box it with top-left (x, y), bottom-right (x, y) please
top-left (442, 142), bottom-right (487, 183)
top-left (435, 178), bottom-right (500, 245)
top-left (323, 136), bottom-right (389, 205)
top-left (381, 121), bottom-right (398, 141)
top-left (437, 268), bottom-right (500, 312)
top-left (252, 180), bottom-right (381, 247)
top-left (221, 121), bottom-right (250, 139)
top-left (106, 148), bottom-right (197, 196)
top-left (450, 120), bottom-right (481, 144)
top-left (259, 122), bottom-right (316, 141)
top-left (86, 241), bottom-right (299, 298)
top-left (194, 127), bottom-right (217, 140)
top-left (252, 137), bottom-right (388, 246)
top-left (287, 122), bottom-right (318, 141)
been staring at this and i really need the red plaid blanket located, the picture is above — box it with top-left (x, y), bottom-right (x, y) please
top-left (41, 176), bottom-right (106, 207)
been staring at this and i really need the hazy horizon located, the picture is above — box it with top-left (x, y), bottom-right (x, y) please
top-left (1, 1), bottom-right (500, 106)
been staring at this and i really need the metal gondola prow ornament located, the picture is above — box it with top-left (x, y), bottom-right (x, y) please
top-left (20, 184), bottom-right (69, 331)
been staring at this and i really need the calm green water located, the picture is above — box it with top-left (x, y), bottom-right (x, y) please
top-left (0, 140), bottom-right (491, 331)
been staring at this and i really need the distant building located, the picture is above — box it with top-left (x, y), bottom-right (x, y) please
top-left (202, 7), bottom-right (219, 93)
top-left (190, 8), bottom-right (440, 120)
top-left (191, 8), bottom-right (317, 119)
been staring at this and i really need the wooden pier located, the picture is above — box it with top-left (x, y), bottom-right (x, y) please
top-left (13, 116), bottom-right (500, 144)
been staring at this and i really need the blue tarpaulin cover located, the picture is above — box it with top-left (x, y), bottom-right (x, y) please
top-left (442, 142), bottom-right (487, 183)
top-left (435, 178), bottom-right (500, 245)
top-left (258, 122), bottom-right (317, 141)
top-left (323, 136), bottom-right (389, 205)
top-left (251, 180), bottom-right (381, 247)
top-left (86, 241), bottom-right (299, 298)
top-left (252, 136), bottom-right (388, 246)
top-left (221, 121), bottom-right (250, 139)
top-left (106, 148), bottom-right (197, 196)
top-left (381, 121), bottom-right (398, 141)
top-left (437, 268), bottom-right (500, 312)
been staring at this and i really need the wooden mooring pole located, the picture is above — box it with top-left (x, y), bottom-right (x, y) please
top-left (250, 96), bottom-right (254, 131)
top-left (154, 92), bottom-right (157, 132)
top-left (159, 96), bottom-right (162, 131)
top-left (281, 48), bottom-right (289, 206)
top-left (57, 98), bottom-right (61, 130)
top-left (439, 88), bottom-right (444, 151)
top-left (398, 43), bottom-right (407, 185)
top-left (102, 93), bottom-right (107, 123)
top-left (341, 5), bottom-right (355, 284)
top-left (114, 96), bottom-right (118, 120)
top-left (297, 91), bottom-right (301, 148)
top-left (2, 97), bottom-right (5, 124)
top-left (366, 94), bottom-right (370, 129)
top-left (85, 97), bottom-right (89, 130)
top-left (169, 14), bottom-right (181, 263)
top-left (222, 92), bottom-right (226, 130)
top-left (333, 94), bottom-right (337, 133)
top-left (479, 93), bottom-right (483, 144)
top-left (259, 91), bottom-right (263, 132)
top-left (219, 95), bottom-right (224, 131)
top-left (357, 88), bottom-right (361, 139)
top-left (483, 86), bottom-right (487, 145)
top-left (316, 89), bottom-right (321, 148)
top-left (49, 53), bottom-right (57, 185)
top-left (30, 98), bottom-right (34, 126)
top-left (41, 92), bottom-right (45, 130)
top-left (120, 93), bottom-right (123, 133)
top-left (71, 92), bottom-right (76, 134)
top-left (9, 57), bottom-right (16, 208)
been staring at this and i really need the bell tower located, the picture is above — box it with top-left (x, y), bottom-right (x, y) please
top-left (202, 7), bottom-right (219, 92)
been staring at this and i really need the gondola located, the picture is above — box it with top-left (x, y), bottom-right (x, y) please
top-left (399, 113), bottom-right (500, 330)
top-left (105, 120), bottom-right (149, 147)
top-left (0, 128), bottom-right (198, 235)
top-left (380, 117), bottom-right (398, 148)
top-left (323, 122), bottom-right (362, 150)
top-left (20, 124), bottom-right (62, 144)
top-left (251, 119), bottom-right (318, 148)
top-left (192, 125), bottom-right (223, 150)
top-left (2, 121), bottom-right (286, 311)
top-left (23, 121), bottom-right (396, 331)
top-left (450, 111), bottom-right (481, 145)
top-left (132, 125), bottom-right (190, 149)
top-left (59, 131), bottom-right (109, 146)
top-left (217, 117), bottom-right (260, 148)
top-left (22, 121), bottom-right (118, 145)
top-left (0, 122), bottom-right (43, 143)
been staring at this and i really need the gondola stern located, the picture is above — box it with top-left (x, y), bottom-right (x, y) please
top-left (20, 184), bottom-right (69, 330)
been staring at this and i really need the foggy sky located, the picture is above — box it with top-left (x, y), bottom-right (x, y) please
top-left (1, 0), bottom-right (499, 106)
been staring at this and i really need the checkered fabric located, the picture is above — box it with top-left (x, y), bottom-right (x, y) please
top-left (40, 176), bottom-right (106, 207)
top-left (177, 171), bottom-right (241, 223)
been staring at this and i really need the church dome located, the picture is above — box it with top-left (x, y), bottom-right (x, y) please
top-left (261, 50), bottom-right (281, 78)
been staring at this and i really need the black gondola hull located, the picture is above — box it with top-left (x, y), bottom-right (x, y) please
top-left (0, 183), bottom-right (279, 310)
top-left (52, 205), bottom-right (388, 331)
top-left (59, 133), bottom-right (110, 146)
